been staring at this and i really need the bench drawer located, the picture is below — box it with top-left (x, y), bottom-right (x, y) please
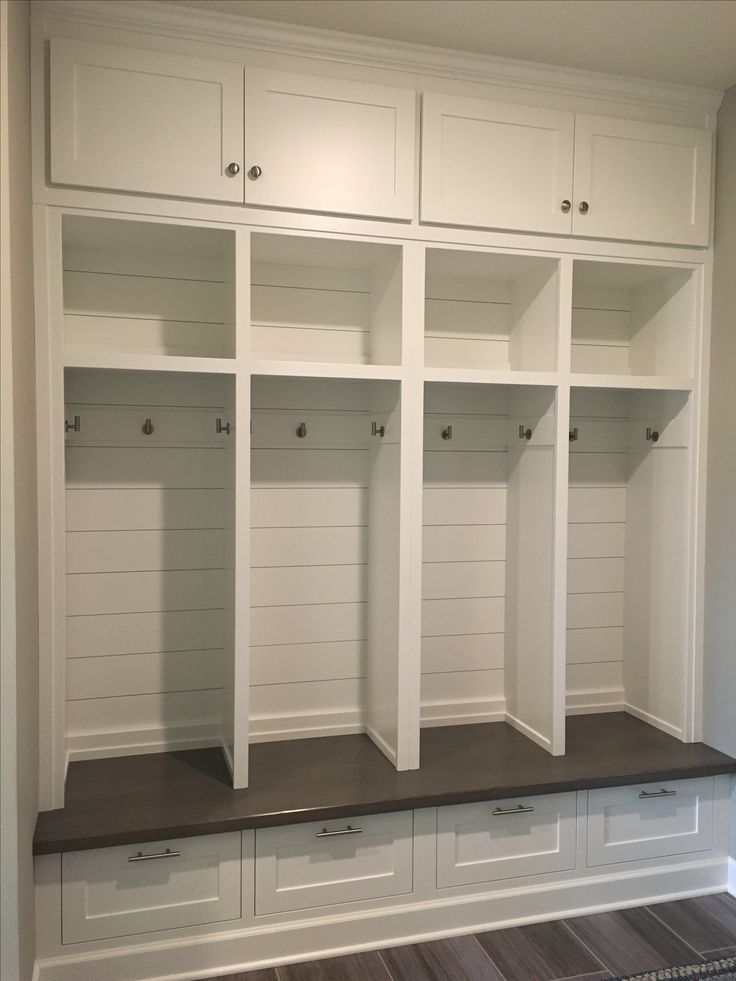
top-left (61, 832), bottom-right (241, 943)
top-left (255, 811), bottom-right (413, 914)
top-left (587, 777), bottom-right (714, 867)
top-left (437, 792), bottom-right (577, 887)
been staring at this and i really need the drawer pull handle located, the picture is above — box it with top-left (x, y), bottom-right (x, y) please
top-left (639, 789), bottom-right (677, 799)
top-left (128, 848), bottom-right (181, 862)
top-left (492, 805), bottom-right (535, 816)
top-left (315, 825), bottom-right (363, 838)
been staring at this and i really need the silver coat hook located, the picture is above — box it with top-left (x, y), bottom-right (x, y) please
top-left (371, 422), bottom-right (385, 438)
top-left (142, 418), bottom-right (154, 435)
top-left (646, 427), bottom-right (660, 443)
top-left (216, 418), bottom-right (231, 435)
top-left (441, 425), bottom-right (453, 440)
top-left (569, 427), bottom-right (579, 442)
top-left (296, 422), bottom-right (307, 438)
top-left (519, 424), bottom-right (532, 441)
top-left (65, 415), bottom-right (81, 433)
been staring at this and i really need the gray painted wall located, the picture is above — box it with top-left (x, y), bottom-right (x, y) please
top-left (704, 84), bottom-right (736, 762)
top-left (1, 1), bottom-right (39, 978)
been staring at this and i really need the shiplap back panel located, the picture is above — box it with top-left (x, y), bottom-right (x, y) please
top-left (567, 389), bottom-right (627, 713)
top-left (425, 276), bottom-right (512, 370)
top-left (250, 376), bottom-right (383, 740)
top-left (64, 369), bottom-right (235, 760)
top-left (421, 385), bottom-right (508, 726)
top-left (62, 217), bottom-right (235, 358)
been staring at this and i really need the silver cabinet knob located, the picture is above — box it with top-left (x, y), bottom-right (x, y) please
top-left (248, 165), bottom-right (263, 179)
top-left (226, 162), bottom-right (240, 176)
top-left (578, 201), bottom-right (590, 215)
top-left (561, 199), bottom-right (571, 214)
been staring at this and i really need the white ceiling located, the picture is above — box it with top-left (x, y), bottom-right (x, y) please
top-left (160, 0), bottom-right (736, 91)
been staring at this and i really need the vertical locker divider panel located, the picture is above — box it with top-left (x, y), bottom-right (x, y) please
top-left (35, 205), bottom-right (67, 809)
top-left (365, 380), bottom-right (403, 764)
top-left (230, 227), bottom-right (250, 787)
top-left (505, 386), bottom-right (558, 751)
top-left (551, 257), bottom-right (574, 754)
top-left (623, 390), bottom-right (691, 737)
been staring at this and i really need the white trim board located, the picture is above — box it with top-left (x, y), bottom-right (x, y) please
top-left (31, 0), bottom-right (724, 114)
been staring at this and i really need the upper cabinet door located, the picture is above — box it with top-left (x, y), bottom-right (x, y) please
top-left (420, 94), bottom-right (575, 235)
top-left (572, 114), bottom-right (713, 246)
top-left (50, 39), bottom-right (245, 203)
top-left (244, 69), bottom-right (416, 220)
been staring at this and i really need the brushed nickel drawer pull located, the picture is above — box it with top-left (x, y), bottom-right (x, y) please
top-left (639, 788), bottom-right (677, 799)
top-left (492, 805), bottom-right (535, 816)
top-left (128, 848), bottom-right (181, 862)
top-left (315, 825), bottom-right (363, 838)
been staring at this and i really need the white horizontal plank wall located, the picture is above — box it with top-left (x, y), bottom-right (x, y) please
top-left (64, 370), bottom-right (234, 760)
top-left (249, 377), bottom-right (372, 741)
top-left (567, 389), bottom-right (628, 715)
top-left (421, 384), bottom-right (508, 727)
top-left (62, 215), bottom-right (236, 359)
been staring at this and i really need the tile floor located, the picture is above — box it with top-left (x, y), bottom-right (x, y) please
top-left (202, 893), bottom-right (736, 981)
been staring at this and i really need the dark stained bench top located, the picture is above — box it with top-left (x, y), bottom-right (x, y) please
top-left (34, 713), bottom-right (736, 854)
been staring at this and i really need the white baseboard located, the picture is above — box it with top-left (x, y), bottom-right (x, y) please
top-left (505, 712), bottom-right (552, 751)
top-left (33, 859), bottom-right (727, 981)
top-left (623, 703), bottom-right (683, 739)
top-left (419, 698), bottom-right (506, 727)
top-left (566, 689), bottom-right (625, 714)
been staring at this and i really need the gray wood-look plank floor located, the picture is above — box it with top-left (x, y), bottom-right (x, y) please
top-left (205, 893), bottom-right (736, 981)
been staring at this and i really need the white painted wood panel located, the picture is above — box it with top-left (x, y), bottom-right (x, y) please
top-left (66, 529), bottom-right (225, 574)
top-left (254, 811), bottom-right (413, 914)
top-left (66, 650), bottom-right (224, 700)
top-left (437, 793), bottom-right (577, 887)
top-left (250, 641), bottom-right (364, 686)
top-left (61, 832), bottom-right (241, 943)
top-left (421, 94), bottom-right (574, 235)
top-left (66, 609), bottom-right (225, 658)
top-left (573, 115), bottom-right (712, 246)
top-left (422, 633), bottom-right (504, 674)
top-left (245, 69), bottom-right (416, 220)
top-left (50, 39), bottom-right (244, 202)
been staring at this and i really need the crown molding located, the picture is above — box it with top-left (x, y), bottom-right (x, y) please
top-left (32, 0), bottom-right (724, 114)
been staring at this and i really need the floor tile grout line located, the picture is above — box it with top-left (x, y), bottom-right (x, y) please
top-left (559, 918), bottom-right (615, 974)
top-left (467, 932), bottom-right (513, 981)
top-left (376, 946), bottom-right (398, 981)
top-left (643, 903), bottom-right (712, 961)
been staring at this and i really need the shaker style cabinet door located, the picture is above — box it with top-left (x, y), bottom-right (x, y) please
top-left (572, 114), bottom-right (713, 246)
top-left (244, 69), bottom-right (416, 219)
top-left (420, 93), bottom-right (575, 235)
top-left (50, 39), bottom-right (245, 203)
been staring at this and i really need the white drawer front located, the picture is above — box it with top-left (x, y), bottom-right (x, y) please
top-left (437, 793), bottom-right (577, 888)
top-left (587, 778), bottom-right (714, 867)
top-left (255, 811), bottom-right (413, 914)
top-left (61, 832), bottom-right (241, 943)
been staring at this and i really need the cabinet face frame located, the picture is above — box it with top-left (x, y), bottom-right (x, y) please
top-left (49, 38), bottom-right (245, 204)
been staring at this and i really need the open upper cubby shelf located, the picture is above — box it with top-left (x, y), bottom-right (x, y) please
top-left (250, 233), bottom-right (403, 367)
top-left (61, 215), bottom-right (237, 362)
top-left (571, 260), bottom-right (696, 380)
top-left (424, 249), bottom-right (559, 372)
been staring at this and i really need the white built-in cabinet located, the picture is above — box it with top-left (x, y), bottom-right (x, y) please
top-left (34, 18), bottom-right (712, 811)
top-left (35, 205), bottom-right (705, 807)
top-left (421, 94), bottom-right (713, 245)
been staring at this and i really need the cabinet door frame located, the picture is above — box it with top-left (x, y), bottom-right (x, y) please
top-left (244, 68), bottom-right (416, 220)
top-left (50, 38), bottom-right (245, 203)
top-left (420, 93), bottom-right (575, 235)
top-left (572, 114), bottom-right (713, 246)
